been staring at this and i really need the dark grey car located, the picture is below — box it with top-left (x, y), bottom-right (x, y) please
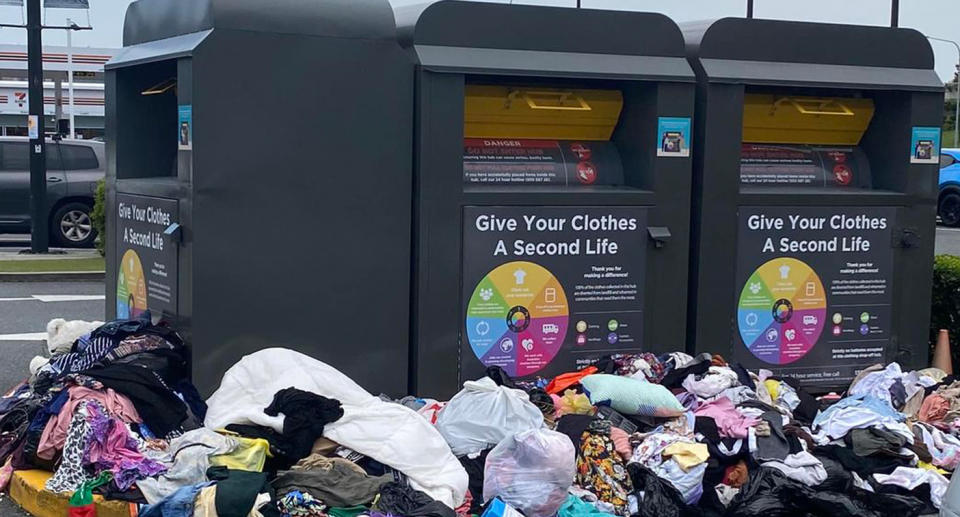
top-left (0, 137), bottom-right (104, 247)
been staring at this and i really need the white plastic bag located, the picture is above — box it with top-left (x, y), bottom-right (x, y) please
top-left (435, 377), bottom-right (543, 456)
top-left (483, 428), bottom-right (576, 517)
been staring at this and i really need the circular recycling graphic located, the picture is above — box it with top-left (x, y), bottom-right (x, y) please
top-left (466, 261), bottom-right (569, 377)
top-left (737, 257), bottom-right (826, 365)
top-left (116, 249), bottom-right (148, 319)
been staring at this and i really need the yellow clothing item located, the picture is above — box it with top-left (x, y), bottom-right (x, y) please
top-left (764, 380), bottom-right (780, 400)
top-left (918, 460), bottom-right (949, 475)
top-left (210, 430), bottom-right (272, 472)
top-left (662, 442), bottom-right (709, 471)
top-left (194, 485), bottom-right (218, 517)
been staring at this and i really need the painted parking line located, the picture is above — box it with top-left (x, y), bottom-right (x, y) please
top-left (0, 295), bottom-right (104, 303)
top-left (0, 332), bottom-right (46, 341)
top-left (31, 295), bottom-right (104, 303)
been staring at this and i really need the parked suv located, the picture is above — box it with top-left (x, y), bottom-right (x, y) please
top-left (0, 137), bottom-right (104, 247)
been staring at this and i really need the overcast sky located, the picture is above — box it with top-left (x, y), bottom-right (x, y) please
top-left (0, 0), bottom-right (955, 81)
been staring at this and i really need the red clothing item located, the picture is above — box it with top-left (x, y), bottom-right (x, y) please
top-left (546, 367), bottom-right (598, 395)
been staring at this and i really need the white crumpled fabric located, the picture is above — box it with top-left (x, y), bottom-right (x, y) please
top-left (682, 366), bottom-right (738, 398)
top-left (762, 451), bottom-right (827, 486)
top-left (915, 422), bottom-right (960, 470)
top-left (137, 427), bottom-right (238, 504)
top-left (435, 376), bottom-right (543, 456)
top-left (849, 363), bottom-right (937, 408)
top-left (874, 466), bottom-right (949, 509)
top-left (203, 348), bottom-right (468, 508)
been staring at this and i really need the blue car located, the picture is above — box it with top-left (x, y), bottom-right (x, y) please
top-left (940, 148), bottom-right (960, 226)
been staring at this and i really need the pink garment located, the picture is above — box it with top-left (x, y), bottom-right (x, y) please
top-left (37, 385), bottom-right (140, 460)
top-left (84, 402), bottom-right (166, 491)
top-left (609, 426), bottom-right (633, 461)
top-left (693, 396), bottom-right (759, 438)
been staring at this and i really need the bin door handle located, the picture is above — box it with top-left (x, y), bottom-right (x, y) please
top-left (774, 97), bottom-right (854, 116)
top-left (521, 90), bottom-right (592, 111)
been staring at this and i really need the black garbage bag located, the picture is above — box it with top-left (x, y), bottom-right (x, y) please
top-left (374, 482), bottom-right (455, 517)
top-left (727, 466), bottom-right (923, 517)
top-left (627, 464), bottom-right (702, 517)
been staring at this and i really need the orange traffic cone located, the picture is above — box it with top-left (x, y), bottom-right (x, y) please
top-left (933, 329), bottom-right (953, 375)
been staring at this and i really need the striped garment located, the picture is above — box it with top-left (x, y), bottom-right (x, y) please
top-left (47, 336), bottom-right (118, 376)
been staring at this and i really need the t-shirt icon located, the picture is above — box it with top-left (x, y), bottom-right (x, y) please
top-left (779, 264), bottom-right (790, 280)
top-left (513, 269), bottom-right (527, 285)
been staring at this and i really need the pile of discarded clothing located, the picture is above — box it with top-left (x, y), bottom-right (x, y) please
top-left (1, 315), bottom-right (959, 517)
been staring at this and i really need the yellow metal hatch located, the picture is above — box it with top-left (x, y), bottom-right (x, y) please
top-left (742, 94), bottom-right (875, 145)
top-left (464, 85), bottom-right (624, 141)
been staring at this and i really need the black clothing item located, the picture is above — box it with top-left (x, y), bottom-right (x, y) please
top-left (485, 366), bottom-right (517, 389)
top-left (695, 416), bottom-right (721, 443)
top-left (627, 464), bottom-right (701, 517)
top-left (94, 484), bottom-right (148, 504)
top-left (591, 357), bottom-right (618, 375)
top-left (458, 449), bottom-right (491, 513)
top-left (556, 414), bottom-right (596, 450)
top-left (264, 387), bottom-right (344, 462)
top-left (83, 364), bottom-right (187, 437)
top-left (731, 363), bottom-right (754, 390)
top-left (782, 423), bottom-right (815, 453)
top-left (754, 411), bottom-right (790, 461)
top-left (207, 466), bottom-right (279, 517)
top-left (375, 482), bottom-right (455, 517)
top-left (224, 424), bottom-right (297, 472)
top-left (106, 349), bottom-right (188, 387)
top-left (527, 388), bottom-right (555, 419)
top-left (813, 444), bottom-right (910, 477)
top-left (660, 354), bottom-right (711, 390)
top-left (889, 379), bottom-right (907, 409)
top-left (816, 454), bottom-right (852, 492)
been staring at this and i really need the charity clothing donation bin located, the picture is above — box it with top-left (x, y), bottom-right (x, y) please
top-left (105, 0), bottom-right (415, 396)
top-left (395, 1), bottom-right (697, 396)
top-left (683, 18), bottom-right (944, 390)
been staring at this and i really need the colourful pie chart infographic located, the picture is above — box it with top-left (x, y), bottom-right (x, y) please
top-left (116, 249), bottom-right (148, 319)
top-left (738, 257), bottom-right (826, 365)
top-left (466, 261), bottom-right (569, 377)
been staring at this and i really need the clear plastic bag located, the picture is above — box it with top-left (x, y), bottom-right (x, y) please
top-left (483, 428), bottom-right (576, 517)
top-left (436, 377), bottom-right (544, 456)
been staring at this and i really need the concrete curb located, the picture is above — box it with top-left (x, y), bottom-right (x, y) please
top-left (0, 271), bottom-right (105, 282)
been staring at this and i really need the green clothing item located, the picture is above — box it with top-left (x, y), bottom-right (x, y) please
top-left (206, 465), bottom-right (277, 517)
top-left (558, 495), bottom-right (616, 517)
top-left (328, 505), bottom-right (369, 517)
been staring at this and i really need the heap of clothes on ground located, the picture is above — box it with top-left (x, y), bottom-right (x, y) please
top-left (0, 314), bottom-right (958, 516)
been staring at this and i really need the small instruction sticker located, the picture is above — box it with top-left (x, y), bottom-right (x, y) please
top-left (27, 115), bottom-right (38, 140)
top-left (910, 126), bottom-right (940, 164)
top-left (178, 105), bottom-right (192, 150)
top-left (657, 117), bottom-right (691, 157)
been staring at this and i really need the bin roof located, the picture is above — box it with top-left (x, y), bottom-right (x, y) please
top-left (108, 0), bottom-right (397, 69)
top-left (683, 18), bottom-right (942, 91)
top-left (395, 0), bottom-right (694, 81)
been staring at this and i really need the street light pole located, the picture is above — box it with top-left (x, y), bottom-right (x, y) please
top-left (27, 0), bottom-right (48, 253)
top-left (891, 0), bottom-right (899, 27)
top-left (66, 18), bottom-right (76, 139)
top-left (928, 36), bottom-right (960, 148)
top-left (746, 0), bottom-right (754, 18)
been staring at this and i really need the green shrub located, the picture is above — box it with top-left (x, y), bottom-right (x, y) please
top-left (931, 254), bottom-right (960, 366)
top-left (91, 179), bottom-right (105, 256)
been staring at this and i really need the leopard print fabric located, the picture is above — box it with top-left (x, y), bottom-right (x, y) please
top-left (45, 403), bottom-right (94, 493)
